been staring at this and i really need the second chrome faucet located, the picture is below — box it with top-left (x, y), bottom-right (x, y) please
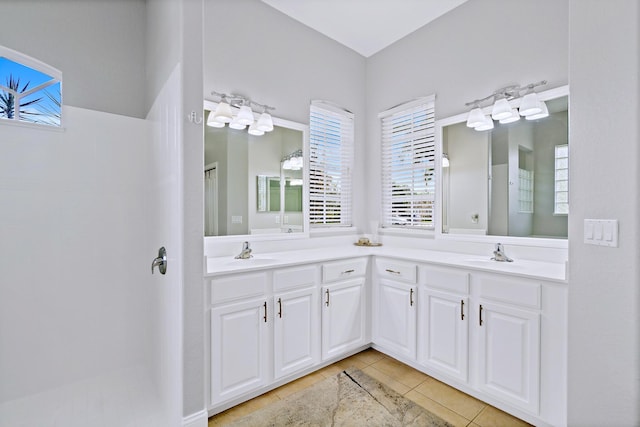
top-left (491, 243), bottom-right (513, 262)
top-left (235, 241), bottom-right (253, 259)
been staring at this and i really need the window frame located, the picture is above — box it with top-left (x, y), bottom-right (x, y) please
top-left (0, 45), bottom-right (63, 129)
top-left (308, 100), bottom-right (354, 229)
top-left (379, 95), bottom-right (436, 231)
top-left (554, 144), bottom-right (569, 215)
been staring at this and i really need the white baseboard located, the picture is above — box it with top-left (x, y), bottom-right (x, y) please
top-left (183, 409), bottom-right (208, 427)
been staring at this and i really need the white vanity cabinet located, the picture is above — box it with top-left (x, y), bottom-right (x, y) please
top-left (208, 265), bottom-right (320, 409)
top-left (209, 272), bottom-right (269, 405)
top-left (272, 266), bottom-right (320, 380)
top-left (418, 266), bottom-right (470, 383)
top-left (373, 258), bottom-right (418, 359)
top-left (474, 274), bottom-right (541, 415)
top-left (320, 258), bottom-right (368, 361)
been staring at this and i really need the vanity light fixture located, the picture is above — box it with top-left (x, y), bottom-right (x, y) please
top-left (282, 149), bottom-right (303, 170)
top-left (465, 80), bottom-right (548, 131)
top-left (208, 91), bottom-right (275, 136)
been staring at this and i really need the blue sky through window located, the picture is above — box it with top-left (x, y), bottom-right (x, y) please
top-left (0, 56), bottom-right (61, 126)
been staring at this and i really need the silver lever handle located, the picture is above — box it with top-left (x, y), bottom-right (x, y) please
top-left (152, 247), bottom-right (167, 275)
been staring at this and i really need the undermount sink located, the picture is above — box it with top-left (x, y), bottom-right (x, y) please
top-left (223, 257), bottom-right (276, 266)
top-left (462, 258), bottom-right (521, 268)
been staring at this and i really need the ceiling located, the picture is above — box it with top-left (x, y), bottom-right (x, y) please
top-left (261, 0), bottom-right (469, 57)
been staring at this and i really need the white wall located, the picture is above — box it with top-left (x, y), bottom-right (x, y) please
top-left (365, 0), bottom-right (569, 228)
top-left (0, 107), bottom-right (151, 403)
top-left (0, 0), bottom-right (147, 118)
top-left (568, 1), bottom-right (640, 425)
top-left (147, 0), bottom-right (206, 420)
top-left (203, 0), bottom-right (367, 233)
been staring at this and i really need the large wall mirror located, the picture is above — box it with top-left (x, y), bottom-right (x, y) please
top-left (437, 85), bottom-right (569, 243)
top-left (204, 101), bottom-right (309, 237)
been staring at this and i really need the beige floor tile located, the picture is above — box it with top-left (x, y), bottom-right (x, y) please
top-left (209, 390), bottom-right (280, 425)
top-left (334, 354), bottom-right (369, 370)
top-left (369, 357), bottom-right (428, 388)
top-left (273, 371), bottom-right (325, 399)
top-left (413, 377), bottom-right (486, 420)
top-left (316, 363), bottom-right (344, 378)
top-left (351, 348), bottom-right (386, 365)
top-left (362, 365), bottom-right (412, 395)
top-left (405, 390), bottom-right (471, 427)
top-left (473, 405), bottom-right (533, 427)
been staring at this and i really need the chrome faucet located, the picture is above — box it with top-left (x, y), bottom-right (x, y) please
top-left (235, 241), bottom-right (253, 259)
top-left (491, 243), bottom-right (513, 262)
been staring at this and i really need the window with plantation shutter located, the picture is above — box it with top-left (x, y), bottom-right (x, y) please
top-left (380, 96), bottom-right (436, 229)
top-left (309, 101), bottom-right (354, 227)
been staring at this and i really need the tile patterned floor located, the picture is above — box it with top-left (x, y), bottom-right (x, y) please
top-left (208, 349), bottom-right (532, 427)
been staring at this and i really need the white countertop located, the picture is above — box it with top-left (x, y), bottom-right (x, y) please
top-left (205, 245), bottom-right (567, 283)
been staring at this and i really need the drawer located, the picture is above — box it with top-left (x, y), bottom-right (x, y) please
top-left (210, 272), bottom-right (268, 305)
top-left (376, 258), bottom-right (417, 284)
top-left (273, 265), bottom-right (317, 292)
top-left (422, 266), bottom-right (469, 294)
top-left (322, 258), bottom-right (368, 283)
top-left (479, 276), bottom-right (540, 309)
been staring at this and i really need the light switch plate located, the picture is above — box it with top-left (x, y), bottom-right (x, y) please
top-left (584, 219), bottom-right (618, 247)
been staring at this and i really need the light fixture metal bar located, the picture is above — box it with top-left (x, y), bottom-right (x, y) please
top-left (211, 91), bottom-right (276, 112)
top-left (464, 80), bottom-right (547, 108)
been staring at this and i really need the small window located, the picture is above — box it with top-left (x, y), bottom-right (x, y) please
top-left (554, 144), bottom-right (569, 214)
top-left (309, 101), bottom-right (354, 227)
top-left (380, 95), bottom-right (436, 229)
top-left (0, 46), bottom-right (62, 127)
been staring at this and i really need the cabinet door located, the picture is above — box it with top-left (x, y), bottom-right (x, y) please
top-left (210, 297), bottom-right (268, 405)
top-left (321, 278), bottom-right (365, 361)
top-left (374, 279), bottom-right (416, 359)
top-left (273, 287), bottom-right (320, 380)
top-left (477, 300), bottom-right (540, 414)
top-left (419, 288), bottom-right (468, 382)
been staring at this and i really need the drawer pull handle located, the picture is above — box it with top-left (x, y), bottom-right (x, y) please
top-left (460, 300), bottom-right (465, 320)
top-left (385, 268), bottom-right (401, 275)
top-left (277, 298), bottom-right (282, 318)
top-left (410, 288), bottom-right (414, 306)
top-left (263, 301), bottom-right (268, 323)
top-left (342, 269), bottom-right (355, 274)
top-left (325, 289), bottom-right (330, 307)
top-left (479, 304), bottom-right (483, 326)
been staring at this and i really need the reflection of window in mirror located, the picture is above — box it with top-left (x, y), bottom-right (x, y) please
top-left (518, 147), bottom-right (534, 213)
top-left (554, 144), bottom-right (569, 215)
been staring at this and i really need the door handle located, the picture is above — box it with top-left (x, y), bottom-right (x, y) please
top-left (151, 247), bottom-right (167, 275)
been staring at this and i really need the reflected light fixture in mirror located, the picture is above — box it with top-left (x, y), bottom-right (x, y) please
top-left (465, 80), bottom-right (548, 131)
top-left (209, 91), bottom-right (275, 136)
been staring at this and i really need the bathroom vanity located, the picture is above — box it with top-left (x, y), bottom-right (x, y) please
top-left (205, 246), bottom-right (567, 427)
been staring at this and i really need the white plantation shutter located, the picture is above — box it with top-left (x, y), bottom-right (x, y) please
top-left (380, 96), bottom-right (436, 229)
top-left (309, 101), bottom-right (354, 226)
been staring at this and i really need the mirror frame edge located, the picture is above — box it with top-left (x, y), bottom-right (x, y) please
top-left (203, 99), bottom-right (311, 243)
top-left (434, 85), bottom-right (570, 249)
